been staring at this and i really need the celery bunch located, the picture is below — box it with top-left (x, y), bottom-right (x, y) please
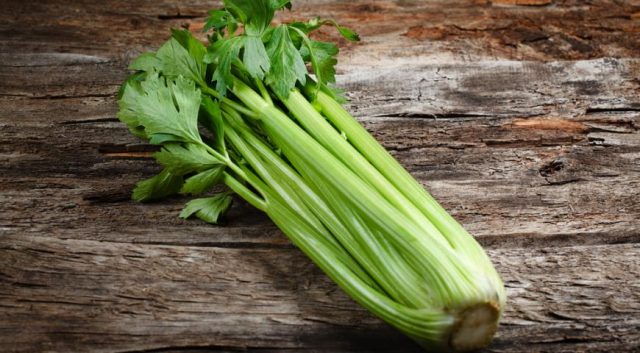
top-left (117, 1), bottom-right (506, 351)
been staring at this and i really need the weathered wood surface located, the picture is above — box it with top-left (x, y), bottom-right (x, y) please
top-left (1, 0), bottom-right (639, 352)
top-left (2, 235), bottom-right (639, 352)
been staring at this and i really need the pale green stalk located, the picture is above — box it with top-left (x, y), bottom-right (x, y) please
top-left (311, 88), bottom-right (505, 304)
top-left (231, 79), bottom-right (491, 308)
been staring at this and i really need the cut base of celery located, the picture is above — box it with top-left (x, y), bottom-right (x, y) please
top-left (449, 302), bottom-right (501, 352)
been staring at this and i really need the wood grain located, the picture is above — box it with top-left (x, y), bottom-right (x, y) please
top-left (1, 235), bottom-right (638, 353)
top-left (2, 58), bottom-right (638, 248)
top-left (1, 0), bottom-right (639, 352)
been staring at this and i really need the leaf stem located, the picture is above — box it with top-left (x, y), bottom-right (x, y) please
top-left (201, 85), bottom-right (258, 119)
top-left (289, 26), bottom-right (322, 89)
top-left (222, 172), bottom-right (266, 211)
top-left (254, 78), bottom-right (273, 105)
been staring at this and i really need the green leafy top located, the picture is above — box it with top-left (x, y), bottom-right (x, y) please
top-left (203, 0), bottom-right (359, 98)
top-left (118, 59), bottom-right (230, 223)
top-left (118, 72), bottom-right (202, 145)
top-left (117, 2), bottom-right (359, 223)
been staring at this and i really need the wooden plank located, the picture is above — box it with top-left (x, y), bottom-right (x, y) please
top-left (1, 235), bottom-right (638, 353)
top-left (1, 0), bottom-right (639, 352)
top-left (341, 59), bottom-right (640, 118)
top-left (1, 58), bottom-right (638, 247)
top-left (1, 0), bottom-right (639, 61)
top-left (1, 121), bottom-right (638, 247)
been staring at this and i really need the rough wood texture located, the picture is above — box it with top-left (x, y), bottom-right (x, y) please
top-left (2, 235), bottom-right (639, 352)
top-left (1, 1), bottom-right (639, 352)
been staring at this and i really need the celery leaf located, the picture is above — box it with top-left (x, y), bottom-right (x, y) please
top-left (157, 37), bottom-right (205, 84)
top-left (182, 167), bottom-right (226, 195)
top-left (300, 39), bottom-right (339, 84)
top-left (205, 36), bottom-right (243, 96)
top-left (132, 169), bottom-right (184, 202)
top-left (243, 36), bottom-right (270, 80)
top-left (179, 194), bottom-right (233, 224)
top-left (265, 25), bottom-right (306, 98)
top-left (118, 72), bottom-right (202, 144)
top-left (154, 143), bottom-right (222, 175)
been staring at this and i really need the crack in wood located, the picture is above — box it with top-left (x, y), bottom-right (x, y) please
top-left (157, 14), bottom-right (200, 20)
top-left (375, 112), bottom-right (493, 119)
top-left (586, 107), bottom-right (640, 114)
top-left (0, 93), bottom-right (118, 100)
top-left (61, 117), bottom-right (120, 125)
top-left (542, 177), bottom-right (583, 186)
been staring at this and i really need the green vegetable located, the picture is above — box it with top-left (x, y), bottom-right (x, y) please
top-left (117, 1), bottom-right (506, 351)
